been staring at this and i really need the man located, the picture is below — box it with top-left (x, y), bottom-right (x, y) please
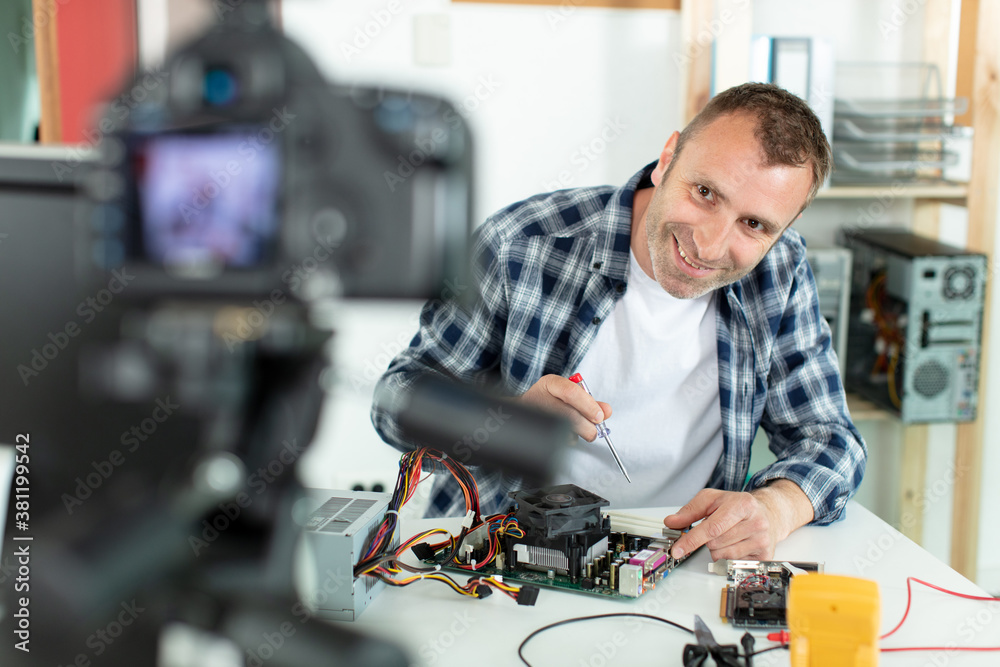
top-left (371, 83), bottom-right (866, 561)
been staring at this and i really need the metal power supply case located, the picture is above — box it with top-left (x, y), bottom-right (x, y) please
top-left (295, 489), bottom-right (394, 621)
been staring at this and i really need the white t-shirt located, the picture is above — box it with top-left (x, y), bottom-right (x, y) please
top-left (551, 250), bottom-right (724, 507)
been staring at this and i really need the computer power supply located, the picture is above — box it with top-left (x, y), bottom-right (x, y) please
top-left (840, 228), bottom-right (986, 423)
top-left (295, 489), bottom-right (394, 621)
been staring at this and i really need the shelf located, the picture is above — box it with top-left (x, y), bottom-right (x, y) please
top-left (845, 392), bottom-right (894, 422)
top-left (816, 183), bottom-right (968, 200)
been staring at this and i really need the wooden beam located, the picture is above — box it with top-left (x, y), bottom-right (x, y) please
top-left (680, 0), bottom-right (714, 124)
top-left (899, 426), bottom-right (928, 543)
top-left (955, 0), bottom-right (979, 126)
top-left (952, 0), bottom-right (999, 579)
top-left (452, 0), bottom-right (680, 8)
top-left (899, 199), bottom-right (942, 544)
top-left (32, 0), bottom-right (62, 143)
top-left (896, 0), bottom-right (955, 544)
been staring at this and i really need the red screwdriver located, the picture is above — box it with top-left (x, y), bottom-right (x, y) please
top-left (569, 373), bottom-right (631, 483)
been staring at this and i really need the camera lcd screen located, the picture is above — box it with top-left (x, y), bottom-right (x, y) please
top-left (132, 131), bottom-right (281, 271)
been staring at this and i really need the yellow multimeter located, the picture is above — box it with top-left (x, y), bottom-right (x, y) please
top-left (787, 573), bottom-right (881, 667)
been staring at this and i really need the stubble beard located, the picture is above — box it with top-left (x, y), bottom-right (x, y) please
top-left (646, 223), bottom-right (762, 299)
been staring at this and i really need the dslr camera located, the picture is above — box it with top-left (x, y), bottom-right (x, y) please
top-left (2, 2), bottom-right (470, 665)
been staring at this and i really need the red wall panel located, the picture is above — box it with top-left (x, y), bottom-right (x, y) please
top-left (55, 0), bottom-right (137, 143)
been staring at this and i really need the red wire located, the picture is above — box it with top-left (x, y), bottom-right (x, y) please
top-left (879, 576), bottom-right (1000, 653)
top-left (882, 647), bottom-right (1000, 653)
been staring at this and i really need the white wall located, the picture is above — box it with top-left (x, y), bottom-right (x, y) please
top-left (281, 1), bottom-right (681, 515)
top-left (283, 0), bottom-right (681, 223)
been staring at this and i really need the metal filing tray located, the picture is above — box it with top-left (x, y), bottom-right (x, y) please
top-left (831, 63), bottom-right (968, 185)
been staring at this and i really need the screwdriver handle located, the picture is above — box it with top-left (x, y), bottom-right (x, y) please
top-left (568, 373), bottom-right (609, 431)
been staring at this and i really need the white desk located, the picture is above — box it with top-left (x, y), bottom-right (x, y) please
top-left (348, 502), bottom-right (1000, 666)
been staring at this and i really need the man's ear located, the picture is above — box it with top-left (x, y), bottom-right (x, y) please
top-left (650, 131), bottom-right (680, 185)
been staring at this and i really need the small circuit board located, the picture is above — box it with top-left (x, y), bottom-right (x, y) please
top-left (716, 559), bottom-right (823, 628)
top-left (421, 529), bottom-right (692, 601)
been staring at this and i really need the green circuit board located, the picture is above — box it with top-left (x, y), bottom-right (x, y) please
top-left (421, 530), bottom-right (693, 601)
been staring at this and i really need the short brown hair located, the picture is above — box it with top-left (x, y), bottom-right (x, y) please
top-left (674, 82), bottom-right (831, 210)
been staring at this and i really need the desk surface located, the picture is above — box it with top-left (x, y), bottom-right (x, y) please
top-left (348, 502), bottom-right (1000, 666)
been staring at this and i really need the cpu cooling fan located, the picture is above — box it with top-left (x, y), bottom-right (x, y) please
top-left (511, 484), bottom-right (609, 538)
top-left (503, 484), bottom-right (610, 582)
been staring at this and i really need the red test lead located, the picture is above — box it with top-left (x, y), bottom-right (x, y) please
top-left (569, 373), bottom-right (631, 483)
top-left (766, 630), bottom-right (790, 645)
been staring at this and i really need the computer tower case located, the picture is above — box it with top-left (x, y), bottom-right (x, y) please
top-left (840, 228), bottom-right (985, 423)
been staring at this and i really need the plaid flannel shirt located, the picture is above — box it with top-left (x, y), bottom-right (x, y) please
top-left (371, 163), bottom-right (866, 524)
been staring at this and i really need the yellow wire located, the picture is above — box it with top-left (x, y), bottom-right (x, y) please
top-left (482, 576), bottom-right (519, 593)
top-left (392, 573), bottom-right (477, 597)
top-left (887, 348), bottom-right (903, 409)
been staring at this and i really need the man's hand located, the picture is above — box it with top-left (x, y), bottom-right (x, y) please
top-left (517, 374), bottom-right (612, 442)
top-left (663, 480), bottom-right (814, 561)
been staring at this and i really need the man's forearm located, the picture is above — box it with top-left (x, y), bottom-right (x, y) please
top-left (750, 479), bottom-right (815, 543)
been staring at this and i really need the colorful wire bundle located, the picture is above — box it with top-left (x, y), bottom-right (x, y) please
top-left (433, 511), bottom-right (525, 572)
top-left (355, 448), bottom-right (479, 573)
top-left (865, 272), bottom-right (907, 408)
top-left (351, 447), bottom-right (534, 604)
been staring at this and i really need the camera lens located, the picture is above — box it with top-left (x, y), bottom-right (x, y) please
top-left (203, 67), bottom-right (240, 107)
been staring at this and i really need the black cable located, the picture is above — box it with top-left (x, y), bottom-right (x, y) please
top-left (749, 645), bottom-right (789, 657)
top-left (741, 632), bottom-right (755, 667)
top-left (517, 613), bottom-right (694, 667)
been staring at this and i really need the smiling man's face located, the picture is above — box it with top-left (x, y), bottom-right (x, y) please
top-left (636, 112), bottom-right (814, 299)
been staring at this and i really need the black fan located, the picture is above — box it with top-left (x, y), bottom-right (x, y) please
top-left (502, 484), bottom-right (611, 581)
top-left (510, 484), bottom-right (609, 539)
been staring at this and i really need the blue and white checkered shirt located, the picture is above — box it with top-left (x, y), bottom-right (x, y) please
top-left (371, 163), bottom-right (866, 525)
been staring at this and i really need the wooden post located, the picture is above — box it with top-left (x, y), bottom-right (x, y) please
top-left (898, 0), bottom-right (952, 547)
top-left (32, 0), bottom-right (61, 143)
top-left (680, 0), bottom-right (714, 124)
top-left (955, 0), bottom-right (979, 128)
top-left (900, 0), bottom-right (949, 538)
top-left (952, 0), bottom-right (999, 579)
top-left (900, 199), bottom-right (941, 545)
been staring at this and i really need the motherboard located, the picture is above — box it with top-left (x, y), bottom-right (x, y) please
top-left (421, 484), bottom-right (694, 600)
